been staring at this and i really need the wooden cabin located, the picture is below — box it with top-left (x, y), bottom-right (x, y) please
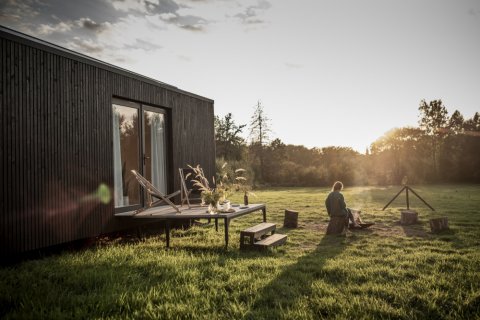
top-left (0, 26), bottom-right (215, 256)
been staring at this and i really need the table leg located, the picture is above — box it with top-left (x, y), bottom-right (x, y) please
top-left (215, 218), bottom-right (218, 232)
top-left (224, 218), bottom-right (230, 249)
top-left (165, 220), bottom-right (171, 248)
top-left (262, 206), bottom-right (267, 222)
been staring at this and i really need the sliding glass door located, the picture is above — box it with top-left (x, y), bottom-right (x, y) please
top-left (112, 99), bottom-right (168, 211)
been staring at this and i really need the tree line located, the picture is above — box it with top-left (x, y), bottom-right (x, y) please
top-left (215, 100), bottom-right (480, 186)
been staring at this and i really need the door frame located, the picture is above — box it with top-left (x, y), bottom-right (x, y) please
top-left (112, 97), bottom-right (170, 214)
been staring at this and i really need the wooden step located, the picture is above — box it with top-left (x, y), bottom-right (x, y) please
top-left (241, 222), bottom-right (276, 239)
top-left (240, 223), bottom-right (276, 249)
top-left (254, 233), bottom-right (287, 249)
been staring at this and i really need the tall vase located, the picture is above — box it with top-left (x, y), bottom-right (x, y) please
top-left (208, 202), bottom-right (218, 214)
top-left (244, 193), bottom-right (249, 206)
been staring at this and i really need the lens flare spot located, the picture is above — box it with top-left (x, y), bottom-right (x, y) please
top-left (96, 183), bottom-right (111, 204)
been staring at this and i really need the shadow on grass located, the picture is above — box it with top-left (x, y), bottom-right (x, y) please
top-left (176, 246), bottom-right (280, 260)
top-left (244, 234), bottom-right (350, 319)
top-left (398, 220), bottom-right (460, 241)
top-left (398, 221), bottom-right (431, 238)
top-left (348, 227), bottom-right (374, 235)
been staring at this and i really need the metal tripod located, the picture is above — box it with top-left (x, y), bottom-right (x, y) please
top-left (382, 185), bottom-right (435, 211)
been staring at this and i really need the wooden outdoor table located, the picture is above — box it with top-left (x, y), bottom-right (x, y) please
top-left (115, 203), bottom-right (267, 248)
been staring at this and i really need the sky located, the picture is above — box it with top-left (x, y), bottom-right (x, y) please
top-left (1, 0), bottom-right (480, 153)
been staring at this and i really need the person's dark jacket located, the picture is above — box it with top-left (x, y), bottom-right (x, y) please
top-left (325, 191), bottom-right (348, 217)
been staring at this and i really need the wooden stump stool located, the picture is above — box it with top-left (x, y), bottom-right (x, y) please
top-left (284, 209), bottom-right (299, 228)
top-left (429, 217), bottom-right (449, 233)
top-left (400, 210), bottom-right (418, 225)
top-left (326, 216), bottom-right (348, 235)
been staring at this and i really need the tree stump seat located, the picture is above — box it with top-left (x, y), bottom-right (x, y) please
top-left (429, 217), bottom-right (449, 233)
top-left (284, 209), bottom-right (299, 228)
top-left (326, 216), bottom-right (348, 235)
top-left (401, 210), bottom-right (418, 225)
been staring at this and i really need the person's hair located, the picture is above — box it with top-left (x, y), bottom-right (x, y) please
top-left (332, 181), bottom-right (343, 191)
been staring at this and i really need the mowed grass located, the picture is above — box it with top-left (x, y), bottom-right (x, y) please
top-left (1, 185), bottom-right (480, 319)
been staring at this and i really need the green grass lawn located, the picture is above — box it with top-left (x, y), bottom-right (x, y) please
top-left (1, 185), bottom-right (480, 319)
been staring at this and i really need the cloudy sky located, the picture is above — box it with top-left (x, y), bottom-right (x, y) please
top-left (1, 0), bottom-right (480, 152)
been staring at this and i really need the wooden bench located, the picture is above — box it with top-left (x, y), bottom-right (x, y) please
top-left (240, 222), bottom-right (276, 249)
top-left (254, 233), bottom-right (287, 250)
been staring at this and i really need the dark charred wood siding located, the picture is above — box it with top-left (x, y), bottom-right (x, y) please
top-left (0, 29), bottom-right (215, 256)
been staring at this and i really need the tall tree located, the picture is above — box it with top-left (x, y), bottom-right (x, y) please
top-left (448, 110), bottom-right (464, 135)
top-left (248, 101), bottom-right (272, 182)
top-left (214, 113), bottom-right (246, 160)
top-left (418, 99), bottom-right (449, 180)
top-left (249, 101), bottom-right (272, 146)
top-left (463, 112), bottom-right (480, 132)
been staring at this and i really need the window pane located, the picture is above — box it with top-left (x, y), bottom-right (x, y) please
top-left (144, 110), bottom-right (167, 194)
top-left (112, 104), bottom-right (140, 207)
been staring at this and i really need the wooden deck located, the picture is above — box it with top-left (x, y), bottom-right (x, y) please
top-left (114, 204), bottom-right (267, 248)
top-left (115, 204), bottom-right (265, 220)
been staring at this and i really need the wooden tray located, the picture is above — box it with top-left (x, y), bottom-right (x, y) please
top-left (359, 223), bottom-right (375, 228)
top-left (217, 208), bottom-right (235, 213)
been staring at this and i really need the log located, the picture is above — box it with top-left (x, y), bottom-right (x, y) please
top-left (326, 216), bottom-right (348, 235)
top-left (284, 209), bottom-right (299, 228)
top-left (400, 210), bottom-right (418, 225)
top-left (429, 217), bottom-right (449, 233)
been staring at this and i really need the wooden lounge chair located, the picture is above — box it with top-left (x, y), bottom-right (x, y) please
top-left (179, 167), bottom-right (203, 208)
top-left (131, 170), bottom-right (181, 214)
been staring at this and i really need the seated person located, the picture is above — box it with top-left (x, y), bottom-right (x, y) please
top-left (325, 181), bottom-right (360, 228)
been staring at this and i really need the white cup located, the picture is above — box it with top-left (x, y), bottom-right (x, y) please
top-left (224, 201), bottom-right (231, 211)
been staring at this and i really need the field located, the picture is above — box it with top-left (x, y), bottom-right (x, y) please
top-left (1, 185), bottom-right (480, 319)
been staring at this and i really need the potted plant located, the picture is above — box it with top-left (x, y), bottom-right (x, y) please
top-left (201, 189), bottom-right (222, 214)
top-left (188, 165), bottom-right (223, 214)
top-left (216, 163), bottom-right (255, 208)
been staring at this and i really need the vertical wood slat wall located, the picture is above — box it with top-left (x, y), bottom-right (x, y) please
top-left (0, 33), bottom-right (215, 256)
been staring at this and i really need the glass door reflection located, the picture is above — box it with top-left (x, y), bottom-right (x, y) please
top-left (112, 104), bottom-right (141, 208)
top-left (143, 110), bottom-right (167, 195)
